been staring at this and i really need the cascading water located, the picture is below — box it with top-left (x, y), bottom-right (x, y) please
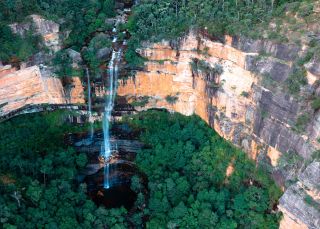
top-left (86, 68), bottom-right (94, 140)
top-left (101, 24), bottom-right (123, 188)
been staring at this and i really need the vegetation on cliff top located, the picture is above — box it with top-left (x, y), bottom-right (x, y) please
top-left (0, 0), bottom-right (116, 64)
top-left (127, 0), bottom-right (311, 43)
top-left (125, 0), bottom-right (319, 68)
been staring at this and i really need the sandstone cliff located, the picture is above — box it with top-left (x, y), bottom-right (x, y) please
top-left (0, 65), bottom-right (84, 117)
top-left (117, 32), bottom-right (320, 228)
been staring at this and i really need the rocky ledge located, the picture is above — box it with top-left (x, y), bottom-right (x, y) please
top-left (0, 65), bottom-right (84, 117)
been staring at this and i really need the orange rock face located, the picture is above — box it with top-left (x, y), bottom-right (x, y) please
top-left (118, 32), bottom-right (258, 151)
top-left (0, 66), bottom-right (84, 116)
top-left (118, 33), bottom-right (320, 229)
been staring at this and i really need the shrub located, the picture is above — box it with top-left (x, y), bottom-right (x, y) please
top-left (311, 98), bottom-right (320, 111)
top-left (294, 114), bottom-right (310, 133)
top-left (286, 66), bottom-right (307, 95)
top-left (130, 96), bottom-right (150, 107)
top-left (165, 94), bottom-right (179, 105)
top-left (240, 91), bottom-right (250, 98)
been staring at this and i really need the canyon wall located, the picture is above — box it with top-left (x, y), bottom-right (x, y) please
top-left (0, 14), bottom-right (85, 117)
top-left (117, 32), bottom-right (320, 228)
top-left (0, 65), bottom-right (84, 117)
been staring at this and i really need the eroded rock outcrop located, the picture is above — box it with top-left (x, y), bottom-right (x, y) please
top-left (10, 14), bottom-right (61, 52)
top-left (279, 161), bottom-right (320, 229)
top-left (117, 32), bottom-right (320, 228)
top-left (0, 65), bottom-right (84, 116)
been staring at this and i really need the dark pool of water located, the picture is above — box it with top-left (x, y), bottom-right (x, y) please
top-left (84, 163), bottom-right (141, 210)
top-left (72, 122), bottom-right (146, 211)
top-left (89, 185), bottom-right (137, 209)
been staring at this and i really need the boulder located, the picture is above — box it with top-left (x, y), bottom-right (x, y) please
top-left (97, 47), bottom-right (112, 61)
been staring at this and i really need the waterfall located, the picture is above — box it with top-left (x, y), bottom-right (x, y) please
top-left (104, 164), bottom-right (110, 189)
top-left (101, 45), bottom-right (122, 189)
top-left (86, 68), bottom-right (94, 140)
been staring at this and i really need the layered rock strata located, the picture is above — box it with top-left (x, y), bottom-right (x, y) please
top-left (117, 32), bottom-right (320, 228)
top-left (0, 65), bottom-right (84, 116)
top-left (279, 162), bottom-right (320, 229)
top-left (118, 33), bottom-right (320, 161)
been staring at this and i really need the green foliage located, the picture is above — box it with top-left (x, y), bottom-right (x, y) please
top-left (82, 34), bottom-right (112, 73)
top-left (0, 111), bottom-right (127, 228)
top-left (53, 50), bottom-right (74, 78)
top-left (0, 24), bottom-right (41, 62)
top-left (0, 0), bottom-right (40, 23)
top-left (130, 96), bottom-right (150, 107)
top-left (190, 58), bottom-right (223, 76)
top-left (278, 151), bottom-right (303, 169)
top-left (311, 98), bottom-right (320, 111)
top-left (261, 73), bottom-right (278, 89)
top-left (124, 110), bottom-right (282, 228)
top-left (241, 91), bottom-right (250, 98)
top-left (124, 38), bottom-right (146, 69)
top-left (294, 114), bottom-right (310, 133)
top-left (304, 194), bottom-right (320, 211)
top-left (311, 150), bottom-right (320, 161)
top-left (286, 65), bottom-right (307, 95)
top-left (128, 0), bottom-right (284, 44)
top-left (103, 0), bottom-right (116, 18)
top-left (0, 0), bottom-right (117, 63)
top-left (165, 95), bottom-right (179, 105)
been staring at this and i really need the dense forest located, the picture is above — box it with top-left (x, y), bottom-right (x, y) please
top-left (0, 112), bottom-right (129, 228)
top-left (124, 111), bottom-right (282, 228)
top-left (125, 0), bottom-right (315, 67)
top-left (0, 0), bottom-right (116, 63)
top-left (0, 0), bottom-right (315, 67)
top-left (0, 0), bottom-right (313, 227)
top-left (0, 110), bottom-right (282, 228)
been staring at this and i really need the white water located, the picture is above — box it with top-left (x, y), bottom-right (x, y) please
top-left (101, 43), bottom-right (122, 189)
top-left (86, 68), bottom-right (94, 139)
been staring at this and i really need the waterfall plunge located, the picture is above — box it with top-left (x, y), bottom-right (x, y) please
top-left (86, 68), bottom-right (94, 140)
top-left (101, 49), bottom-right (121, 189)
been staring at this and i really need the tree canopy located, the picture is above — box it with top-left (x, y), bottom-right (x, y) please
top-left (123, 110), bottom-right (282, 228)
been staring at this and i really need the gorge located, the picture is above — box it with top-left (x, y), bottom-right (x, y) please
top-left (0, 0), bottom-right (320, 228)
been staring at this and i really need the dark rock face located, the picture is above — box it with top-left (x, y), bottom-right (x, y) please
top-left (232, 36), bottom-right (300, 61)
top-left (305, 56), bottom-right (320, 76)
top-left (279, 162), bottom-right (320, 229)
top-left (246, 57), bottom-right (291, 83)
top-left (256, 88), bottom-right (299, 123)
top-left (97, 47), bottom-right (112, 61)
top-left (249, 84), bottom-right (316, 159)
top-left (67, 49), bottom-right (82, 64)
